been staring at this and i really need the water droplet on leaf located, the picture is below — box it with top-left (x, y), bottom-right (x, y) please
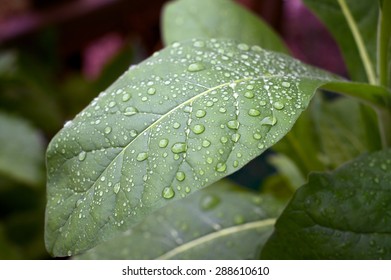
top-left (216, 162), bottom-right (227, 172)
top-left (124, 106), bottom-right (138, 116)
top-left (176, 171), bottom-right (186, 181)
top-left (78, 151), bottom-right (86, 161)
top-left (136, 152), bottom-right (148, 161)
top-left (227, 120), bottom-right (239, 130)
top-left (187, 62), bottom-right (205, 72)
top-left (171, 142), bottom-right (187, 154)
top-left (159, 138), bottom-right (169, 148)
top-left (192, 124), bottom-right (205, 134)
top-left (195, 109), bottom-right (206, 118)
top-left (162, 186), bottom-right (175, 199)
top-left (248, 109), bottom-right (260, 116)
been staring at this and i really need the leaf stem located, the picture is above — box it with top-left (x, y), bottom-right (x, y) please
top-left (337, 0), bottom-right (377, 85)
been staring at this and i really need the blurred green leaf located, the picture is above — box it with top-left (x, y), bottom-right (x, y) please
top-left (302, 0), bottom-right (378, 83)
top-left (268, 154), bottom-right (306, 190)
top-left (162, 0), bottom-right (288, 53)
top-left (76, 179), bottom-right (284, 259)
top-left (273, 94), bottom-right (381, 186)
top-left (0, 112), bottom-right (44, 186)
top-left (313, 96), bottom-right (380, 168)
top-left (261, 149), bottom-right (391, 259)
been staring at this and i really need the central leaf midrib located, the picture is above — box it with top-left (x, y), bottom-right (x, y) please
top-left (156, 218), bottom-right (276, 259)
top-left (85, 77), bottom-right (251, 192)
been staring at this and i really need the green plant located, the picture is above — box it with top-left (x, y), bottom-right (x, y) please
top-left (45, 0), bottom-right (391, 259)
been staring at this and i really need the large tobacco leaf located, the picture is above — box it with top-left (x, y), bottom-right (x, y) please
top-left (162, 0), bottom-right (288, 54)
top-left (261, 149), bottom-right (391, 259)
top-left (76, 179), bottom-right (284, 259)
top-left (45, 38), bottom-right (340, 256)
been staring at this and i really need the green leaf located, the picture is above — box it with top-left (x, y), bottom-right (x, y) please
top-left (45, 38), bottom-right (340, 257)
top-left (268, 154), bottom-right (306, 190)
top-left (261, 149), bottom-right (391, 259)
top-left (303, 0), bottom-right (379, 83)
top-left (0, 112), bottom-right (44, 186)
top-left (378, 0), bottom-right (391, 88)
top-left (312, 95), bottom-right (379, 169)
top-left (75, 179), bottom-right (283, 259)
top-left (162, 0), bottom-right (288, 53)
top-left (273, 94), bottom-right (382, 180)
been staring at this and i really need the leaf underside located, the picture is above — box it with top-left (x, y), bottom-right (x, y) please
top-left (76, 179), bottom-right (283, 260)
top-left (45, 38), bottom-right (338, 256)
top-left (261, 149), bottom-right (391, 260)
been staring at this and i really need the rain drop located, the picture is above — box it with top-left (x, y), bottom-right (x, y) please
top-left (248, 108), bottom-right (260, 117)
top-left (231, 133), bottom-right (240, 143)
top-left (220, 136), bottom-right (228, 144)
top-left (159, 138), bottom-right (169, 148)
top-left (136, 152), bottom-right (148, 162)
top-left (113, 183), bottom-right (121, 194)
top-left (173, 122), bottom-right (181, 129)
top-left (202, 140), bottom-right (211, 148)
top-left (130, 130), bottom-right (138, 137)
top-left (244, 91), bottom-right (254, 99)
top-left (187, 62), bottom-right (205, 72)
top-left (227, 120), bottom-right (240, 130)
top-left (176, 171), bottom-right (186, 181)
top-left (237, 43), bottom-right (249, 51)
top-left (171, 142), bottom-right (187, 154)
top-left (253, 133), bottom-right (262, 140)
top-left (122, 93), bottom-right (131, 102)
top-left (261, 116), bottom-right (277, 126)
top-left (124, 106), bottom-right (138, 116)
top-left (195, 109), bottom-right (206, 118)
top-left (282, 81), bottom-right (291, 88)
top-left (78, 151), bottom-right (87, 161)
top-left (192, 124), bottom-right (205, 134)
top-left (162, 186), bottom-right (175, 199)
top-left (273, 101), bottom-right (285, 110)
top-left (104, 126), bottom-right (112, 134)
top-left (216, 162), bottom-right (227, 172)
top-left (147, 88), bottom-right (156, 95)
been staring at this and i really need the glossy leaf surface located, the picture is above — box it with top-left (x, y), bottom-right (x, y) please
top-left (76, 180), bottom-right (283, 259)
top-left (45, 39), bottom-right (339, 256)
top-left (162, 0), bottom-right (288, 53)
top-left (262, 149), bottom-right (391, 259)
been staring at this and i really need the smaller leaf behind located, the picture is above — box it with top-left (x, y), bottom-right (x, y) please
top-left (302, 0), bottom-right (378, 83)
top-left (0, 112), bottom-right (44, 187)
top-left (162, 0), bottom-right (288, 53)
top-left (75, 179), bottom-right (284, 260)
top-left (261, 149), bottom-right (391, 260)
